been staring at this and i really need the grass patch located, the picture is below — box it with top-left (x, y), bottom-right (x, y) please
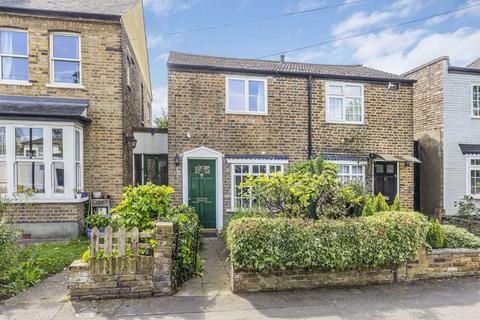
top-left (0, 239), bottom-right (88, 300)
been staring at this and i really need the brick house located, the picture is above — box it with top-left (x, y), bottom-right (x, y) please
top-left (168, 52), bottom-right (419, 230)
top-left (405, 57), bottom-right (480, 217)
top-left (0, 0), bottom-right (152, 239)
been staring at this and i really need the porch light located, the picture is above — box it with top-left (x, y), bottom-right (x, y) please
top-left (174, 154), bottom-right (180, 166)
top-left (125, 134), bottom-right (137, 149)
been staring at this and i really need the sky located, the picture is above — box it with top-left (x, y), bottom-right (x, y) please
top-left (142, 0), bottom-right (480, 120)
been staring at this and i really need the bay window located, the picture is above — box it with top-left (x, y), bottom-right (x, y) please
top-left (226, 77), bottom-right (267, 114)
top-left (50, 33), bottom-right (81, 85)
top-left (231, 163), bottom-right (284, 209)
top-left (0, 121), bottom-right (83, 200)
top-left (326, 82), bottom-right (364, 124)
top-left (468, 158), bottom-right (480, 196)
top-left (0, 29), bottom-right (28, 82)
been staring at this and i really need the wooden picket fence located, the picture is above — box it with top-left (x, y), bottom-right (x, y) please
top-left (89, 226), bottom-right (153, 258)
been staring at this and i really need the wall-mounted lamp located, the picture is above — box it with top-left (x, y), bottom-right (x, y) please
top-left (174, 154), bottom-right (180, 166)
top-left (125, 133), bottom-right (137, 149)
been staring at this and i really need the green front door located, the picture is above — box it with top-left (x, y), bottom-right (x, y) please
top-left (188, 159), bottom-right (216, 228)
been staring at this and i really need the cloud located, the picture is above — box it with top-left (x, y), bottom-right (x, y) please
top-left (143, 0), bottom-right (201, 16)
top-left (284, 0), bottom-right (326, 12)
top-left (333, 10), bottom-right (394, 36)
top-left (289, 50), bottom-right (327, 63)
top-left (152, 86), bottom-right (168, 118)
top-left (332, 0), bottom-right (428, 36)
top-left (344, 28), bottom-right (480, 74)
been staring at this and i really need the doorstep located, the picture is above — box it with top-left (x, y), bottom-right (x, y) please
top-left (203, 228), bottom-right (218, 237)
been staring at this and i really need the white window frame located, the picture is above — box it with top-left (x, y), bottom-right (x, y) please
top-left (472, 84), bottom-right (480, 119)
top-left (51, 128), bottom-right (64, 195)
top-left (331, 160), bottom-right (367, 185)
top-left (466, 156), bottom-right (480, 197)
top-left (0, 120), bottom-right (84, 202)
top-left (326, 81), bottom-right (364, 124)
top-left (48, 32), bottom-right (82, 88)
top-left (228, 159), bottom-right (287, 210)
top-left (0, 126), bottom-right (6, 193)
top-left (225, 76), bottom-right (268, 115)
top-left (0, 28), bottom-right (30, 85)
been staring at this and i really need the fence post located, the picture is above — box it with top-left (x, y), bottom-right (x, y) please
top-left (152, 221), bottom-right (175, 296)
top-left (90, 227), bottom-right (99, 258)
top-left (104, 226), bottom-right (113, 255)
top-left (131, 227), bottom-right (139, 255)
top-left (118, 227), bottom-right (126, 257)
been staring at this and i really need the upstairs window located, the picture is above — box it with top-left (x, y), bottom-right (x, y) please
top-left (0, 29), bottom-right (28, 81)
top-left (51, 33), bottom-right (81, 84)
top-left (326, 82), bottom-right (364, 124)
top-left (226, 77), bottom-right (267, 114)
top-left (473, 85), bottom-right (480, 118)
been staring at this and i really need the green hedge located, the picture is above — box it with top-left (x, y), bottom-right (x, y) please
top-left (442, 225), bottom-right (480, 249)
top-left (226, 211), bottom-right (429, 273)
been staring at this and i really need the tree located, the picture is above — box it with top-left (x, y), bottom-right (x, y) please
top-left (154, 115), bottom-right (168, 129)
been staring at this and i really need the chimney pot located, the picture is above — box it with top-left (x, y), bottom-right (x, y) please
top-left (280, 54), bottom-right (285, 62)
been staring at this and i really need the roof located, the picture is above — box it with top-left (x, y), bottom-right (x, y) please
top-left (168, 52), bottom-right (414, 83)
top-left (0, 0), bottom-right (138, 20)
top-left (459, 144), bottom-right (480, 155)
top-left (466, 58), bottom-right (480, 69)
top-left (402, 56), bottom-right (449, 76)
top-left (0, 95), bottom-right (90, 123)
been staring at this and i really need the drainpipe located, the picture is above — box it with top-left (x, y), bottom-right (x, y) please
top-left (307, 76), bottom-right (313, 160)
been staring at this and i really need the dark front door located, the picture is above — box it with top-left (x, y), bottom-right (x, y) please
top-left (143, 155), bottom-right (168, 185)
top-left (374, 162), bottom-right (398, 205)
top-left (188, 159), bottom-right (216, 228)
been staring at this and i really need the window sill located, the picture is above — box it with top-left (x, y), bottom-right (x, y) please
top-left (0, 80), bottom-right (32, 86)
top-left (325, 120), bottom-right (365, 125)
top-left (225, 111), bottom-right (268, 116)
top-left (9, 197), bottom-right (89, 204)
top-left (46, 83), bottom-right (85, 89)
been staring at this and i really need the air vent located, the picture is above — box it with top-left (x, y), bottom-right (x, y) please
top-left (388, 82), bottom-right (400, 91)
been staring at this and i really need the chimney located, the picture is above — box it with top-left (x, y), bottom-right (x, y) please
top-left (280, 54), bottom-right (285, 62)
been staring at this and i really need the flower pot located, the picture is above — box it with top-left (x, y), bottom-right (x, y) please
top-left (86, 227), bottom-right (105, 240)
top-left (92, 191), bottom-right (102, 199)
top-left (75, 193), bottom-right (82, 199)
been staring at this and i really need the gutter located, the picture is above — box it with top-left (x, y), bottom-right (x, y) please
top-left (0, 113), bottom-right (91, 125)
top-left (0, 7), bottom-right (122, 22)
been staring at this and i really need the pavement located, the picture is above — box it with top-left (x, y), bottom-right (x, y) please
top-left (2, 238), bottom-right (480, 320)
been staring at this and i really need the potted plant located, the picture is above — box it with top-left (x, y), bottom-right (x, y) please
top-left (85, 213), bottom-right (111, 239)
top-left (74, 187), bottom-right (83, 199)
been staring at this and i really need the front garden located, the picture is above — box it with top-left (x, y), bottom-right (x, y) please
top-left (224, 157), bottom-right (480, 292)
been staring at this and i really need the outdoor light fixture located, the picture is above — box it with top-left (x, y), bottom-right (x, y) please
top-left (174, 154), bottom-right (180, 166)
top-left (125, 133), bottom-right (137, 149)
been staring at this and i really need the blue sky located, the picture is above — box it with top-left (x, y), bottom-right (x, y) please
top-left (142, 0), bottom-right (480, 119)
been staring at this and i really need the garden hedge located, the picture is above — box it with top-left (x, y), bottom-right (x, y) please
top-left (225, 211), bottom-right (429, 273)
top-left (442, 225), bottom-right (480, 249)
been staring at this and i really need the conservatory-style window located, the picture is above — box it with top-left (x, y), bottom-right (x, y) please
top-left (0, 122), bottom-right (83, 200)
top-left (231, 163), bottom-right (284, 209)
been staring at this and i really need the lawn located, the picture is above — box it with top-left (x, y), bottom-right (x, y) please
top-left (0, 239), bottom-right (88, 300)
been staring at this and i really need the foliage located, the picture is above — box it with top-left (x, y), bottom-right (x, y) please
top-left (426, 218), bottom-right (445, 249)
top-left (154, 114), bottom-right (168, 129)
top-left (287, 156), bottom-right (337, 176)
top-left (0, 240), bottom-right (88, 300)
top-left (454, 196), bottom-right (480, 216)
top-left (442, 224), bottom-right (480, 249)
top-left (373, 193), bottom-right (390, 212)
top-left (85, 213), bottom-right (112, 230)
top-left (167, 205), bottom-right (203, 288)
top-left (111, 183), bottom-right (175, 231)
top-left (391, 195), bottom-right (402, 211)
top-left (243, 158), bottom-right (363, 219)
top-left (225, 211), bottom-right (429, 273)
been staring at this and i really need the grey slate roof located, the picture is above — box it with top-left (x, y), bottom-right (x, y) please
top-left (0, 95), bottom-right (89, 123)
top-left (459, 144), bottom-right (480, 155)
top-left (466, 58), bottom-right (480, 69)
top-left (0, 0), bottom-right (138, 20)
top-left (168, 51), bottom-right (413, 83)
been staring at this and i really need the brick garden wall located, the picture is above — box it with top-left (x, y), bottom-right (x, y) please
top-left (11, 202), bottom-right (85, 224)
top-left (168, 69), bottom-right (415, 214)
top-left (232, 248), bottom-right (480, 293)
top-left (68, 222), bottom-right (174, 300)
